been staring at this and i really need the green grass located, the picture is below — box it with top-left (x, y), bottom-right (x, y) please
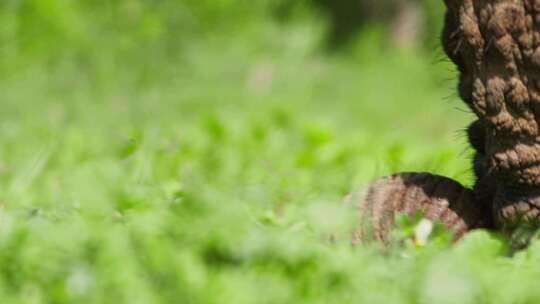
top-left (2, 22), bottom-right (540, 303)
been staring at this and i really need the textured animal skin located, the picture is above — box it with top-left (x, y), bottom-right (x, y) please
top-left (357, 173), bottom-right (492, 242)
top-left (358, 0), bottom-right (540, 241)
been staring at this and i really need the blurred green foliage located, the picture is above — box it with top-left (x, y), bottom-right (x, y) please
top-left (1, 0), bottom-right (304, 72)
top-left (0, 1), bottom-right (535, 303)
top-left (1, 0), bottom-right (446, 76)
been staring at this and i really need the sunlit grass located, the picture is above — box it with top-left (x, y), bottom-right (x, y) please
top-left (0, 15), bottom-right (536, 304)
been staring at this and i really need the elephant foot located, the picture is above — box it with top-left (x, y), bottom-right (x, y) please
top-left (354, 172), bottom-right (493, 244)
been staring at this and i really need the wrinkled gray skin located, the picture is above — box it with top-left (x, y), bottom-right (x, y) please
top-left (359, 0), bottom-right (540, 242)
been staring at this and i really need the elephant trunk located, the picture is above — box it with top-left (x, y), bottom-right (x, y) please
top-left (443, 0), bottom-right (540, 229)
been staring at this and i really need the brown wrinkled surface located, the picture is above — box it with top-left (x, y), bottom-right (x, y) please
top-left (443, 0), bottom-right (540, 227)
top-left (355, 173), bottom-right (491, 243)
top-left (356, 1), bottom-right (540, 239)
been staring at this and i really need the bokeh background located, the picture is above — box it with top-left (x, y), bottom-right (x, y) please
top-left (3, 1), bottom-right (536, 304)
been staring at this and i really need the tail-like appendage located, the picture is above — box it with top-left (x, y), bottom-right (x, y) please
top-left (354, 172), bottom-right (493, 243)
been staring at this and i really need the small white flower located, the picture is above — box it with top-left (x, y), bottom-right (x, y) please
top-left (414, 218), bottom-right (433, 247)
